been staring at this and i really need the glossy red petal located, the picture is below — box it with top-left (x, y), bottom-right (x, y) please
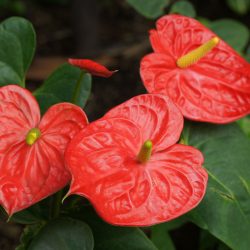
top-left (68, 58), bottom-right (117, 78)
top-left (39, 102), bottom-right (88, 135)
top-left (0, 85), bottom-right (40, 157)
top-left (0, 85), bottom-right (40, 164)
top-left (141, 54), bottom-right (250, 123)
top-left (104, 94), bottom-right (183, 151)
top-left (66, 117), bottom-right (206, 226)
top-left (0, 86), bottom-right (88, 215)
top-left (150, 145), bottom-right (207, 213)
top-left (66, 118), bottom-right (142, 195)
top-left (140, 14), bottom-right (250, 123)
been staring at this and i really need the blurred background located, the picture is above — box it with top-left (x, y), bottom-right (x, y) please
top-left (0, 0), bottom-right (249, 249)
top-left (0, 0), bottom-right (249, 122)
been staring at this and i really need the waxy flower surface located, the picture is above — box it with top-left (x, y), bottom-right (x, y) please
top-left (140, 14), bottom-right (250, 123)
top-left (66, 94), bottom-right (208, 226)
top-left (0, 85), bottom-right (88, 215)
top-left (68, 58), bottom-right (117, 77)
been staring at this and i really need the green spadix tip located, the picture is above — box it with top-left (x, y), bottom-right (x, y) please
top-left (137, 140), bottom-right (153, 164)
top-left (26, 128), bottom-right (41, 146)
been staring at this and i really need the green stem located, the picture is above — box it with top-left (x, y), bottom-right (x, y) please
top-left (72, 71), bottom-right (85, 105)
top-left (52, 189), bottom-right (64, 218)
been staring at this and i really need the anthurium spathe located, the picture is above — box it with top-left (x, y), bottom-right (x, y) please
top-left (68, 58), bottom-right (117, 77)
top-left (0, 85), bottom-right (88, 215)
top-left (140, 14), bottom-right (250, 124)
top-left (65, 94), bottom-right (208, 226)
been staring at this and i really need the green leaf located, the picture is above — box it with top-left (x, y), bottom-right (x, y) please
top-left (169, 0), bottom-right (196, 17)
top-left (0, 30), bottom-right (23, 85)
top-left (0, 17), bottom-right (36, 86)
top-left (197, 17), bottom-right (211, 28)
top-left (126, 0), bottom-right (170, 19)
top-left (199, 230), bottom-right (218, 250)
top-left (69, 205), bottom-right (158, 250)
top-left (210, 19), bottom-right (249, 52)
top-left (150, 217), bottom-right (186, 250)
top-left (0, 17), bottom-right (35, 72)
top-left (199, 230), bottom-right (231, 250)
top-left (237, 116), bottom-right (250, 137)
top-left (16, 223), bottom-right (45, 250)
top-left (151, 224), bottom-right (175, 250)
top-left (29, 217), bottom-right (94, 250)
top-left (35, 93), bottom-right (61, 115)
top-left (11, 208), bottom-right (45, 225)
top-left (226, 0), bottom-right (250, 15)
top-left (11, 196), bottom-right (54, 224)
top-left (34, 64), bottom-right (91, 112)
top-left (245, 45), bottom-right (250, 62)
top-left (71, 71), bottom-right (92, 107)
top-left (184, 122), bottom-right (250, 250)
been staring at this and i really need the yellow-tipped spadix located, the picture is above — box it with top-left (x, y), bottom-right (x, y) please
top-left (177, 37), bottom-right (220, 68)
top-left (26, 128), bottom-right (41, 146)
top-left (137, 140), bottom-right (153, 164)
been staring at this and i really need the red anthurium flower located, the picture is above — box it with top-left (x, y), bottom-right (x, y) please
top-left (0, 85), bottom-right (88, 215)
top-left (68, 58), bottom-right (117, 77)
top-left (65, 94), bottom-right (208, 226)
top-left (140, 14), bottom-right (250, 124)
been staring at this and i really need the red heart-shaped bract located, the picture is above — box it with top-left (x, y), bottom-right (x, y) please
top-left (0, 85), bottom-right (88, 215)
top-left (66, 94), bottom-right (207, 226)
top-left (68, 58), bottom-right (117, 78)
top-left (140, 14), bottom-right (250, 124)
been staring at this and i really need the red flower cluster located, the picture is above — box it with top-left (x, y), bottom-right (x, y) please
top-left (0, 85), bottom-right (88, 215)
top-left (140, 14), bottom-right (250, 123)
top-left (2, 14), bottom-right (249, 226)
top-left (0, 84), bottom-right (207, 226)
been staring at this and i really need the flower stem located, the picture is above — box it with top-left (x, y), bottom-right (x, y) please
top-left (51, 189), bottom-right (64, 218)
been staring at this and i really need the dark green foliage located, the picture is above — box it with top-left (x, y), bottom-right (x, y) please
top-left (0, 17), bottom-right (35, 86)
top-left (184, 123), bottom-right (250, 250)
top-left (28, 217), bottom-right (94, 250)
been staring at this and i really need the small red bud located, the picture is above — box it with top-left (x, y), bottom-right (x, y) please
top-left (68, 58), bottom-right (118, 78)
